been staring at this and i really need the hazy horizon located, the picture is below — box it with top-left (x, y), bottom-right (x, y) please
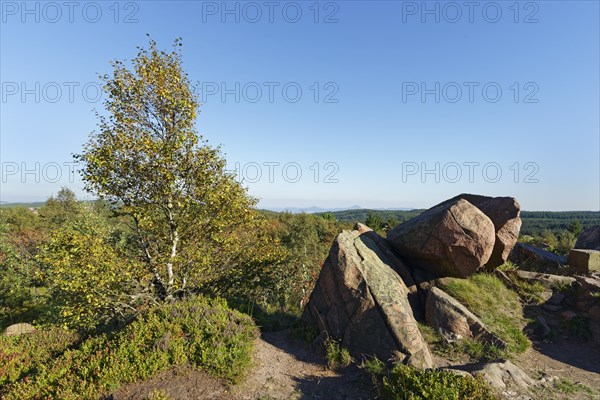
top-left (1, 196), bottom-right (598, 213)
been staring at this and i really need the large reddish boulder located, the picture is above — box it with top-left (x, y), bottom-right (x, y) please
top-left (303, 227), bottom-right (433, 369)
top-left (438, 194), bottom-right (521, 268)
top-left (387, 198), bottom-right (495, 278)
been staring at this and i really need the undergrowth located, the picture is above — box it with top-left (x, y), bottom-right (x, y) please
top-left (363, 358), bottom-right (498, 400)
top-left (0, 295), bottom-right (258, 399)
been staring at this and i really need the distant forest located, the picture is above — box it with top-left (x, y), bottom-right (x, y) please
top-left (311, 209), bottom-right (600, 236)
top-left (2, 203), bottom-right (599, 236)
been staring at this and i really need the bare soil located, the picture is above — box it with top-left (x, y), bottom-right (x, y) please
top-left (111, 330), bottom-right (375, 400)
top-left (111, 331), bottom-right (600, 400)
top-left (518, 339), bottom-right (600, 400)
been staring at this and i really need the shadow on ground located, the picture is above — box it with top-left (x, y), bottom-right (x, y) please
top-left (532, 340), bottom-right (600, 374)
top-left (258, 331), bottom-right (376, 400)
top-left (292, 373), bottom-right (376, 400)
top-left (523, 304), bottom-right (600, 374)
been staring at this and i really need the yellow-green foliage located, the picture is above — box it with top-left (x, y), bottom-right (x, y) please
top-left (76, 39), bottom-right (259, 299)
top-left (38, 209), bottom-right (147, 331)
top-left (0, 209), bottom-right (49, 328)
top-left (0, 296), bottom-right (258, 399)
top-left (438, 274), bottom-right (530, 354)
top-left (364, 358), bottom-right (497, 400)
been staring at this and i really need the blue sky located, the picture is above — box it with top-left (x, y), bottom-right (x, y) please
top-left (1, 0), bottom-right (598, 211)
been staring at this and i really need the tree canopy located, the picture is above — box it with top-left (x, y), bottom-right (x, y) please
top-left (76, 38), bottom-right (257, 300)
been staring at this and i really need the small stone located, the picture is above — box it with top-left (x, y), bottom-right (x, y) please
top-left (546, 292), bottom-right (565, 306)
top-left (3, 323), bottom-right (36, 336)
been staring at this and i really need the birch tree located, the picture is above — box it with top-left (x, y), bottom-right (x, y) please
top-left (76, 38), bottom-right (256, 299)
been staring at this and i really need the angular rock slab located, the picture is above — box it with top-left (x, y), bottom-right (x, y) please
top-left (353, 223), bottom-right (423, 316)
top-left (569, 249), bottom-right (600, 273)
top-left (387, 198), bottom-right (495, 278)
top-left (438, 194), bottom-right (522, 269)
top-left (509, 243), bottom-right (568, 270)
top-left (303, 229), bottom-right (433, 369)
top-left (447, 360), bottom-right (535, 391)
top-left (426, 286), bottom-right (507, 349)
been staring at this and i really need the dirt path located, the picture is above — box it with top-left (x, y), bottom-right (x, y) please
top-left (230, 331), bottom-right (374, 400)
top-left (111, 331), bottom-right (375, 400)
top-left (111, 332), bottom-right (600, 400)
top-left (517, 340), bottom-right (600, 400)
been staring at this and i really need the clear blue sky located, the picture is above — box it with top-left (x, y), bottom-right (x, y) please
top-left (1, 0), bottom-right (598, 211)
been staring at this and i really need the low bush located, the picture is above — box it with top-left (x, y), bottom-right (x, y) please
top-left (0, 295), bottom-right (258, 399)
top-left (0, 327), bottom-right (80, 388)
top-left (363, 358), bottom-right (497, 400)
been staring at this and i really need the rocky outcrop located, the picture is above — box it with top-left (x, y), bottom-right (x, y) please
top-left (503, 271), bottom-right (600, 343)
top-left (387, 198), bottom-right (496, 278)
top-left (575, 225), bottom-right (600, 251)
top-left (357, 226), bottom-right (424, 319)
top-left (425, 287), bottom-right (507, 349)
top-left (303, 228), bottom-right (433, 368)
top-left (304, 193), bottom-right (530, 370)
top-left (437, 194), bottom-right (521, 268)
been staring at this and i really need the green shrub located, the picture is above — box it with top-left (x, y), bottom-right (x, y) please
top-left (439, 274), bottom-right (530, 355)
top-left (227, 299), bottom-right (299, 332)
top-left (291, 320), bottom-right (319, 343)
top-left (363, 359), bottom-right (497, 400)
top-left (0, 295), bottom-right (258, 399)
top-left (325, 338), bottom-right (352, 369)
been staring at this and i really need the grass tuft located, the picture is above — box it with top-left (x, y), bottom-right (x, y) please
top-left (438, 274), bottom-right (530, 355)
top-left (324, 338), bottom-right (352, 369)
